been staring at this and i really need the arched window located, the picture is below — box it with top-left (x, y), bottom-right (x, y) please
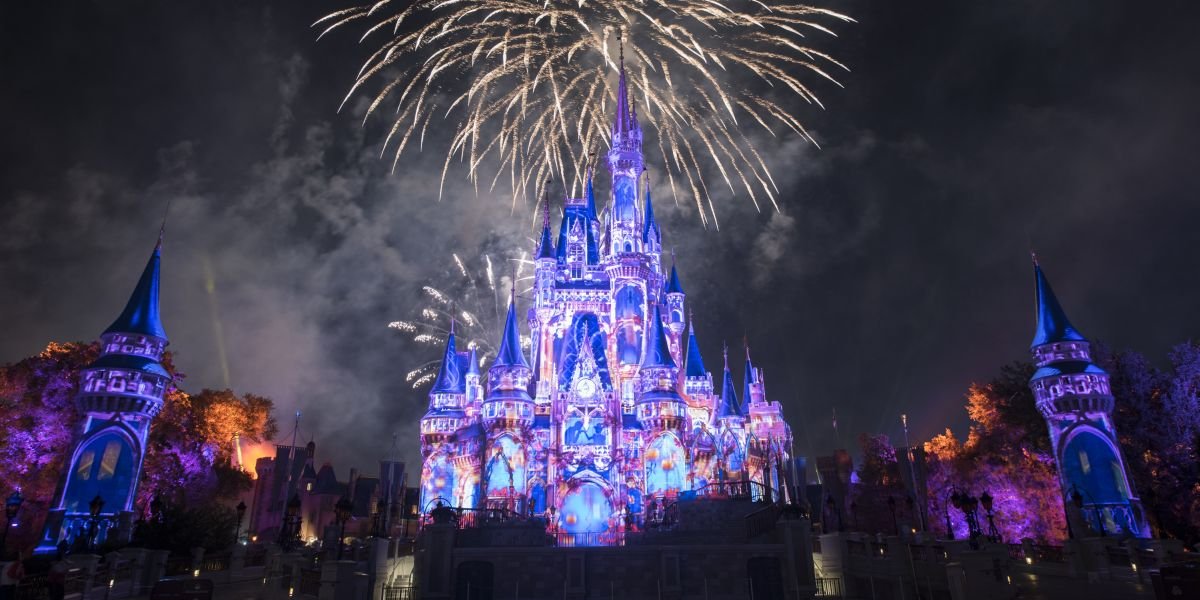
top-left (63, 431), bottom-right (136, 513)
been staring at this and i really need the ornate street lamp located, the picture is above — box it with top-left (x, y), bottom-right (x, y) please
top-left (887, 496), bottom-right (898, 535)
top-left (979, 491), bottom-right (1001, 543)
top-left (235, 501), bottom-right (247, 544)
top-left (373, 498), bottom-right (388, 538)
top-left (334, 496), bottom-right (354, 560)
top-left (88, 494), bottom-right (105, 551)
top-left (942, 493), bottom-right (954, 540)
top-left (2, 489), bottom-right (24, 555)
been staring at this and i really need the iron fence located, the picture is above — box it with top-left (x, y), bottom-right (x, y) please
top-left (814, 577), bottom-right (843, 598)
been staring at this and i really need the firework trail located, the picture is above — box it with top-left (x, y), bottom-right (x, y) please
top-left (389, 251), bottom-right (535, 389)
top-left (316, 0), bottom-right (852, 226)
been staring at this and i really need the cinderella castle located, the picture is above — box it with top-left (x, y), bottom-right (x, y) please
top-left (417, 59), bottom-right (798, 541)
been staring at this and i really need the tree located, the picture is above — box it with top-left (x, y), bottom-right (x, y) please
top-left (922, 362), bottom-right (1065, 543)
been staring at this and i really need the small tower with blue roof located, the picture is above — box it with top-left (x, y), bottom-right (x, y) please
top-left (480, 289), bottom-right (535, 513)
top-left (1026, 256), bottom-right (1149, 538)
top-left (41, 235), bottom-right (172, 550)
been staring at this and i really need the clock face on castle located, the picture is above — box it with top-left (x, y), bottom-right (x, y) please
top-left (573, 376), bottom-right (598, 400)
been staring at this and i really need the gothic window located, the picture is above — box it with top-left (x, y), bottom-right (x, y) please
top-left (63, 432), bottom-right (136, 514)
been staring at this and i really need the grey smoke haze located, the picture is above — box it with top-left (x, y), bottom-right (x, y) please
top-left (2, 1), bottom-right (1200, 473)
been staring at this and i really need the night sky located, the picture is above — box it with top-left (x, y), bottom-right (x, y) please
top-left (3, 1), bottom-right (1199, 474)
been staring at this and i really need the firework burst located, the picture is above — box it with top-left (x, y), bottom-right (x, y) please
top-left (389, 252), bottom-right (534, 389)
top-left (316, 0), bottom-right (852, 226)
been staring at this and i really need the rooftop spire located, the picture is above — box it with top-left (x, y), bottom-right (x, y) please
top-left (585, 162), bottom-right (598, 220)
top-left (642, 169), bottom-right (659, 243)
top-left (1031, 260), bottom-right (1086, 348)
top-left (743, 337), bottom-right (758, 404)
top-left (430, 327), bottom-right (464, 394)
top-left (665, 251), bottom-right (684, 295)
top-left (641, 304), bottom-right (676, 369)
top-left (612, 29), bottom-right (639, 139)
top-left (684, 313), bottom-right (707, 378)
top-left (104, 236), bottom-right (167, 340)
top-left (493, 284), bottom-right (529, 369)
top-left (718, 341), bottom-right (742, 418)
top-left (537, 181), bottom-right (556, 259)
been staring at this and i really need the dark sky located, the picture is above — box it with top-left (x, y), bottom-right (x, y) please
top-left (3, 1), bottom-right (1199, 474)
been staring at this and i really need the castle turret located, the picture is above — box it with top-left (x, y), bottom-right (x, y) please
top-left (636, 305), bottom-right (686, 431)
top-left (483, 293), bottom-right (534, 429)
top-left (1026, 257), bottom-right (1149, 538)
top-left (421, 325), bottom-right (469, 436)
top-left (42, 236), bottom-right (172, 550)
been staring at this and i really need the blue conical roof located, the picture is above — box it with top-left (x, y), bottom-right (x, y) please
top-left (585, 171), bottom-right (598, 221)
top-left (612, 54), bottom-right (638, 138)
top-left (1031, 263), bottom-right (1087, 348)
top-left (493, 297), bottom-right (529, 369)
top-left (431, 331), bottom-right (465, 394)
top-left (665, 263), bottom-right (684, 295)
top-left (467, 345), bottom-right (481, 377)
top-left (641, 305), bottom-right (676, 369)
top-left (536, 222), bottom-right (555, 259)
top-left (717, 347), bottom-right (742, 418)
top-left (642, 180), bottom-right (659, 243)
top-left (684, 321), bottom-right (706, 378)
top-left (743, 345), bottom-right (757, 404)
top-left (104, 241), bottom-right (167, 340)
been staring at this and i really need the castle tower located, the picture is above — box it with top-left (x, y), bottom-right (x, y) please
top-left (1026, 258), bottom-right (1149, 537)
top-left (715, 346), bottom-right (747, 484)
top-left (41, 237), bottom-right (171, 550)
top-left (419, 325), bottom-right (481, 511)
top-left (606, 43), bottom-right (645, 256)
top-left (638, 305), bottom-right (688, 501)
top-left (481, 291), bottom-right (535, 513)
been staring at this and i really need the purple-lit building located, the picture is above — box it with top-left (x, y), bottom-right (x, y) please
top-left (417, 56), bottom-right (800, 545)
top-left (38, 237), bottom-right (171, 551)
top-left (1027, 258), bottom-right (1150, 537)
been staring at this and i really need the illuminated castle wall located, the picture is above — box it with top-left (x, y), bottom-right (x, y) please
top-left (418, 59), bottom-right (796, 540)
top-left (40, 238), bottom-right (170, 550)
top-left (1027, 258), bottom-right (1150, 537)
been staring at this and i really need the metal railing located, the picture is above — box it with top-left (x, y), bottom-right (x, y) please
top-left (202, 552), bottom-right (231, 573)
top-left (1031, 545), bottom-right (1065, 563)
top-left (552, 531), bottom-right (627, 547)
top-left (814, 577), bottom-right (844, 598)
top-left (382, 586), bottom-right (418, 600)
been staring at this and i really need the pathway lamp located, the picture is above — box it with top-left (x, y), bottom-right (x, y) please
top-left (1, 490), bottom-right (24, 556)
top-left (235, 501), bottom-right (247, 544)
top-left (334, 496), bottom-right (354, 560)
top-left (88, 495), bottom-right (105, 551)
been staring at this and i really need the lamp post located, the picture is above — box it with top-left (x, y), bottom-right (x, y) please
top-left (373, 498), bottom-right (387, 538)
top-left (235, 501), bottom-right (247, 544)
top-left (849, 501), bottom-right (858, 532)
top-left (979, 491), bottom-right (1001, 543)
top-left (334, 496), bottom-right (354, 561)
top-left (942, 492), bottom-right (954, 540)
top-left (280, 494), bottom-right (301, 551)
top-left (1071, 485), bottom-right (1105, 537)
top-left (900, 414), bottom-right (926, 531)
top-left (887, 495), bottom-right (898, 535)
top-left (825, 495), bottom-right (842, 533)
top-left (88, 495), bottom-right (105, 552)
top-left (2, 489), bottom-right (24, 556)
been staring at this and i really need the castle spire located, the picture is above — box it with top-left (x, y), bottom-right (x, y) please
top-left (104, 238), bottom-right (167, 340)
top-left (612, 31), bottom-right (637, 138)
top-left (684, 314), bottom-right (706, 378)
top-left (1031, 260), bottom-right (1086, 348)
top-left (665, 251), bottom-right (684, 295)
top-left (642, 169), bottom-right (659, 244)
top-left (493, 284), bottom-right (529, 369)
top-left (641, 304), bottom-right (676, 369)
top-left (537, 184), bottom-right (556, 260)
top-left (430, 327), bottom-right (464, 394)
top-left (743, 338), bottom-right (759, 405)
top-left (717, 342), bottom-right (742, 418)
top-left (585, 162), bottom-right (598, 221)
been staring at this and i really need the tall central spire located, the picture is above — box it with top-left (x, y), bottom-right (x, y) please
top-left (606, 29), bottom-right (644, 231)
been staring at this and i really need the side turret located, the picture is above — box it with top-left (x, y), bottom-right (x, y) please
top-left (482, 293), bottom-right (534, 429)
top-left (1026, 256), bottom-right (1148, 538)
top-left (636, 305), bottom-right (687, 430)
top-left (420, 326), bottom-right (470, 438)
